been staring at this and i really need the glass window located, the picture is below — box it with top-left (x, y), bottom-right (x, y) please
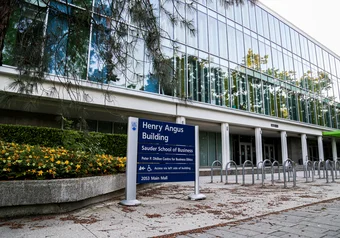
top-left (218, 21), bottom-right (227, 59)
top-left (262, 9), bottom-right (270, 39)
top-left (187, 6), bottom-right (197, 48)
top-left (316, 46), bottom-right (324, 69)
top-left (98, 121), bottom-right (112, 133)
top-left (209, 16), bottom-right (218, 56)
top-left (236, 29), bottom-right (245, 65)
top-left (198, 11), bottom-right (208, 52)
top-left (126, 36), bottom-right (145, 90)
top-left (244, 33), bottom-right (252, 67)
top-left (114, 122), bottom-right (127, 134)
top-left (160, 0), bottom-right (173, 47)
top-left (284, 24), bottom-right (292, 51)
top-left (308, 40), bottom-right (317, 65)
top-left (279, 22), bottom-right (287, 49)
top-left (249, 2), bottom-right (256, 32)
top-left (274, 17), bottom-right (281, 45)
top-left (255, 6), bottom-right (263, 36)
top-left (48, 1), bottom-right (90, 78)
top-left (323, 50), bottom-right (331, 73)
top-left (226, 2), bottom-right (235, 21)
top-left (234, 4), bottom-right (242, 25)
top-left (241, 0), bottom-right (250, 29)
top-left (329, 55), bottom-right (336, 76)
top-left (299, 35), bottom-right (309, 61)
top-left (175, 3), bottom-right (185, 44)
top-left (227, 25), bottom-right (237, 63)
top-left (290, 29), bottom-right (301, 56)
top-left (335, 59), bottom-right (340, 78)
top-left (267, 14), bottom-right (276, 43)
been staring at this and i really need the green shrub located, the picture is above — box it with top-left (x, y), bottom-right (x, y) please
top-left (0, 124), bottom-right (127, 156)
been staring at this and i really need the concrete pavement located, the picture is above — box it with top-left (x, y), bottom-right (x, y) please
top-left (1, 171), bottom-right (340, 237)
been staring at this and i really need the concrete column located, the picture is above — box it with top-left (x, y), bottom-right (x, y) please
top-left (255, 128), bottom-right (263, 167)
top-left (176, 116), bottom-right (186, 124)
top-left (301, 134), bottom-right (308, 165)
top-left (221, 123), bottom-right (230, 169)
top-left (318, 136), bottom-right (324, 161)
top-left (281, 131), bottom-right (288, 165)
top-left (332, 138), bottom-right (337, 162)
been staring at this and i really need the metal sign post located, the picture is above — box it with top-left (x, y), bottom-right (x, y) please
top-left (120, 118), bottom-right (205, 206)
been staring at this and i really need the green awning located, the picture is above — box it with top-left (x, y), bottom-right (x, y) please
top-left (322, 131), bottom-right (340, 138)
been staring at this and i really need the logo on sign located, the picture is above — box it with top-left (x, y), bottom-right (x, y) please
top-left (132, 121), bottom-right (137, 131)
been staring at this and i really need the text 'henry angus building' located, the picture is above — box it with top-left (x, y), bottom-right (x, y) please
top-left (1, 0), bottom-right (340, 169)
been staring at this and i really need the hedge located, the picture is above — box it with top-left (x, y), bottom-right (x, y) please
top-left (0, 124), bottom-right (127, 156)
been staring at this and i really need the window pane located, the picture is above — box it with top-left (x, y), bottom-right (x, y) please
top-left (198, 11), bottom-right (208, 52)
top-left (209, 16), bottom-right (218, 55)
top-left (227, 25), bottom-right (237, 63)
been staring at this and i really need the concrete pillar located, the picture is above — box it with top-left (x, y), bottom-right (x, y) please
top-left (221, 123), bottom-right (230, 169)
top-left (332, 138), bottom-right (337, 162)
top-left (301, 134), bottom-right (308, 165)
top-left (318, 136), bottom-right (324, 161)
top-left (255, 128), bottom-right (263, 167)
top-left (281, 131), bottom-right (288, 165)
top-left (176, 116), bottom-right (186, 124)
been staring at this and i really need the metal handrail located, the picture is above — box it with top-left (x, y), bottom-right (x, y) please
top-left (283, 159), bottom-right (296, 188)
top-left (210, 160), bottom-right (223, 183)
top-left (225, 161), bottom-right (238, 184)
top-left (318, 161), bottom-right (326, 179)
top-left (304, 160), bottom-right (314, 183)
top-left (261, 159), bottom-right (274, 186)
top-left (272, 160), bottom-right (280, 180)
top-left (242, 160), bottom-right (255, 186)
top-left (325, 160), bottom-right (335, 183)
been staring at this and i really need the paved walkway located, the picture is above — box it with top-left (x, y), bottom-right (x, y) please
top-left (1, 172), bottom-right (340, 237)
top-left (172, 199), bottom-right (340, 238)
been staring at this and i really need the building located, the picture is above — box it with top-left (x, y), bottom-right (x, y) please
top-left (1, 0), bottom-right (340, 169)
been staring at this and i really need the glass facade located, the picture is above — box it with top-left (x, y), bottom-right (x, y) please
top-left (3, 0), bottom-right (340, 130)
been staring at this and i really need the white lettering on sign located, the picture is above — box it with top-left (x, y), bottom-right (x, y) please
top-left (142, 132), bottom-right (169, 143)
top-left (142, 121), bottom-right (163, 132)
top-left (164, 125), bottom-right (184, 134)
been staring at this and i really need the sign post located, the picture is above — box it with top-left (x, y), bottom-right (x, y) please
top-left (120, 117), bottom-right (205, 206)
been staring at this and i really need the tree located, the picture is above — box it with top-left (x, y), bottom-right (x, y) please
top-left (0, 0), bottom-right (257, 126)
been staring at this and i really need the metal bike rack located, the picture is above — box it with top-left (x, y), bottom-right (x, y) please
top-left (210, 160), bottom-right (223, 183)
top-left (313, 161), bottom-right (319, 176)
top-left (335, 160), bottom-right (340, 179)
top-left (325, 160), bottom-right (335, 183)
top-left (283, 159), bottom-right (296, 188)
top-left (242, 160), bottom-right (255, 185)
top-left (318, 161), bottom-right (326, 179)
top-left (304, 160), bottom-right (314, 183)
top-left (261, 159), bottom-right (274, 186)
top-left (226, 161), bottom-right (238, 184)
top-left (272, 160), bottom-right (280, 180)
top-left (257, 161), bottom-right (263, 180)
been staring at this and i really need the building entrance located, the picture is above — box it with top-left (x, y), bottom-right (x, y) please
top-left (239, 142), bottom-right (252, 165)
top-left (264, 144), bottom-right (275, 162)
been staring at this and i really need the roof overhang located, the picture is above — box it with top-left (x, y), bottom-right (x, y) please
top-left (323, 131), bottom-right (340, 138)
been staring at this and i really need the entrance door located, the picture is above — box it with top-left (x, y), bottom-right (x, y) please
top-left (239, 142), bottom-right (252, 165)
top-left (264, 144), bottom-right (275, 162)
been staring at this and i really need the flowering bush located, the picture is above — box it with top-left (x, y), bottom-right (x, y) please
top-left (0, 141), bottom-right (126, 180)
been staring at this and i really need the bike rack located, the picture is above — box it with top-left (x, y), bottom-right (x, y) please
top-left (210, 160), bottom-right (223, 183)
top-left (272, 160), bottom-right (280, 180)
top-left (304, 160), bottom-right (314, 183)
top-left (283, 159), bottom-right (296, 188)
top-left (242, 160), bottom-right (255, 185)
top-left (261, 159), bottom-right (274, 186)
top-left (335, 160), bottom-right (340, 179)
top-left (225, 161), bottom-right (238, 184)
top-left (325, 160), bottom-right (335, 183)
top-left (318, 161), bottom-right (326, 179)
top-left (257, 161), bottom-right (263, 180)
top-left (313, 161), bottom-right (319, 176)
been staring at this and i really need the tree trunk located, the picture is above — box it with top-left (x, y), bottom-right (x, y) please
top-left (0, 0), bottom-right (15, 66)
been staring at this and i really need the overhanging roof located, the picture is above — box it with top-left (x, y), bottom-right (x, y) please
top-left (323, 131), bottom-right (340, 138)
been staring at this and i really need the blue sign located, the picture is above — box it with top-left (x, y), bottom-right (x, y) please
top-left (136, 119), bottom-right (196, 183)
